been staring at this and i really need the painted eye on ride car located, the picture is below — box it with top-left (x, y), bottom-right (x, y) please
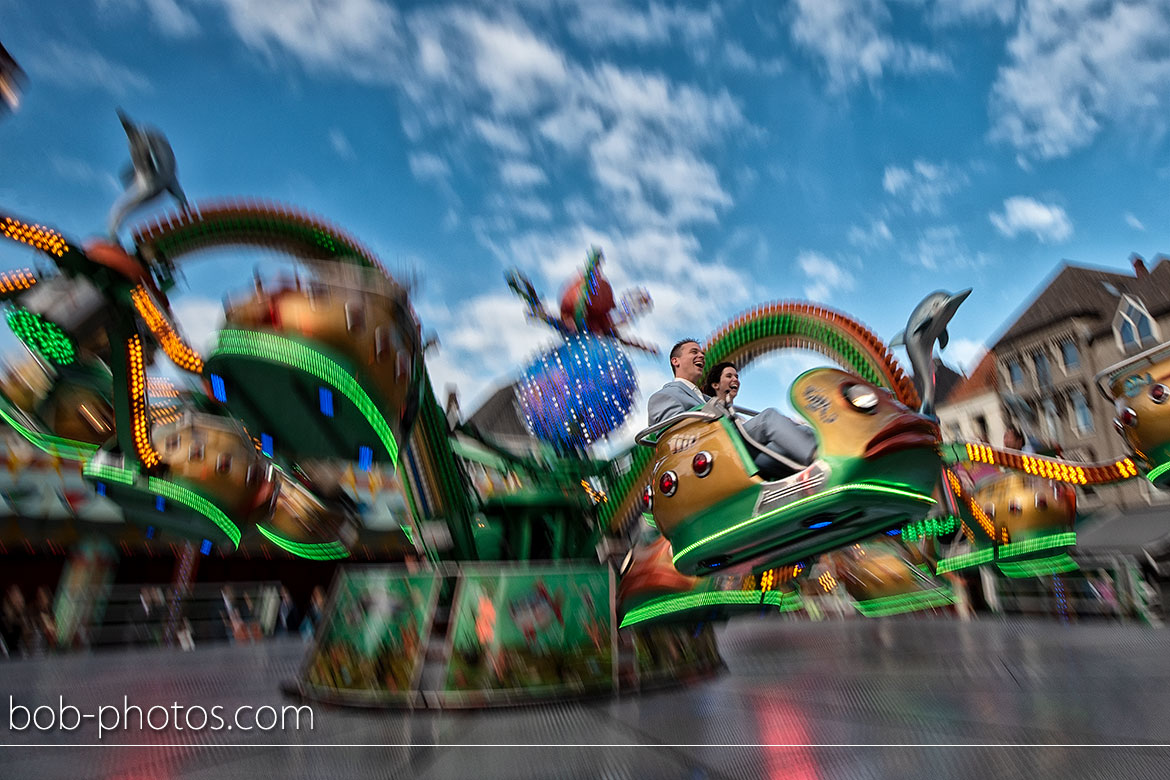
top-left (842, 383), bottom-right (879, 412)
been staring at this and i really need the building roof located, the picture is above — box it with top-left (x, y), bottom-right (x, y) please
top-left (466, 381), bottom-right (533, 440)
top-left (993, 256), bottom-right (1170, 348)
top-left (942, 350), bottom-right (998, 404)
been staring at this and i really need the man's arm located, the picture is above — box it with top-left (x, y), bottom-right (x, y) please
top-left (647, 385), bottom-right (693, 426)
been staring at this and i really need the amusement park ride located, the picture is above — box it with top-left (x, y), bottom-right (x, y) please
top-left (3, 95), bottom-right (1170, 704)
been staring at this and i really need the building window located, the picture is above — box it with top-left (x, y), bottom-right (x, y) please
top-left (1008, 359), bottom-right (1023, 388)
top-left (1071, 389), bottom-right (1093, 434)
top-left (1060, 341), bottom-right (1080, 371)
top-left (1033, 352), bottom-right (1052, 388)
top-left (1041, 398), bottom-right (1059, 440)
top-left (974, 415), bottom-right (989, 443)
top-left (1115, 295), bottom-right (1160, 352)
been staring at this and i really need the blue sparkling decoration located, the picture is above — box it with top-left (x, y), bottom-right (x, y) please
top-left (517, 334), bottom-right (638, 452)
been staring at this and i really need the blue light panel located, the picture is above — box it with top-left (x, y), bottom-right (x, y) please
top-left (261, 433), bottom-right (274, 457)
top-left (155, 495), bottom-right (166, 512)
top-left (319, 387), bottom-right (335, 417)
top-left (209, 373), bottom-right (227, 403)
top-left (357, 445), bottom-right (373, 472)
top-left (200, 539), bottom-right (212, 555)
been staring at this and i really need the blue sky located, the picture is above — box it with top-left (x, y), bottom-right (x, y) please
top-left (2, 0), bottom-right (1170, 437)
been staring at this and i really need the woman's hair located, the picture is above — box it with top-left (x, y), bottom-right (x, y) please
top-left (702, 361), bottom-right (737, 397)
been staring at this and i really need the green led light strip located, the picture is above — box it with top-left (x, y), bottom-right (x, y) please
top-left (854, 587), bottom-right (954, 617)
top-left (81, 461), bottom-right (136, 486)
top-left (146, 477), bottom-right (241, 548)
top-left (0, 402), bottom-right (98, 460)
top-left (997, 554), bottom-right (1079, 579)
top-left (671, 483), bottom-right (935, 565)
top-left (997, 531), bottom-right (1077, 560)
top-left (761, 590), bottom-right (804, 612)
top-left (256, 524), bottom-right (349, 560)
top-left (935, 547), bottom-right (995, 574)
top-left (7, 308), bottom-right (76, 366)
top-left (1147, 461), bottom-right (1170, 484)
top-left (903, 515), bottom-right (958, 541)
top-left (212, 329), bottom-right (398, 464)
top-left (620, 590), bottom-right (776, 628)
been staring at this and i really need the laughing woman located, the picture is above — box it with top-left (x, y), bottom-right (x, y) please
top-left (703, 361), bottom-right (740, 407)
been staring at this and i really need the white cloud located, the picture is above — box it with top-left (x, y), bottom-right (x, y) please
top-left (499, 160), bottom-right (547, 188)
top-left (142, 0), bottom-right (200, 37)
top-left (907, 225), bottom-right (990, 270)
top-left (208, 0), bottom-right (403, 83)
top-left (49, 155), bottom-right (119, 193)
top-left (846, 219), bottom-right (893, 250)
top-left (989, 196), bottom-right (1073, 243)
top-left (171, 296), bottom-right (224, 356)
top-left (328, 128), bottom-right (355, 160)
top-left (945, 338), bottom-right (987, 374)
top-left (1125, 212), bottom-right (1146, 231)
top-left (471, 117), bottom-right (529, 155)
top-left (924, 0), bottom-right (1015, 27)
top-left (564, 1), bottom-right (719, 47)
top-left (457, 11), bottom-right (570, 114)
top-left (882, 159), bottom-right (968, 214)
top-left (416, 292), bottom-right (558, 409)
top-left (990, 0), bottom-right (1170, 161)
top-left (99, 0), bottom-right (200, 38)
top-left (787, 0), bottom-right (950, 91)
top-left (407, 152), bottom-right (450, 183)
top-left (797, 250), bottom-right (855, 301)
top-left (721, 41), bottom-right (786, 76)
top-left (24, 43), bottom-right (152, 96)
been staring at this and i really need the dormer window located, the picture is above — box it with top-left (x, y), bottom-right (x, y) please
top-left (1033, 351), bottom-right (1051, 388)
top-left (1060, 341), bottom-right (1079, 370)
top-left (1007, 359), bottom-right (1023, 388)
top-left (1114, 295), bottom-right (1159, 353)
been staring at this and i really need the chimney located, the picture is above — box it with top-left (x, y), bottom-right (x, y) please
top-left (1132, 253), bottom-right (1150, 280)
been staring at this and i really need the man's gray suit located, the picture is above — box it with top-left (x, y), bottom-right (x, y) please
top-left (646, 380), bottom-right (817, 475)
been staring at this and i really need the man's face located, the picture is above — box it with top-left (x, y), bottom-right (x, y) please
top-left (672, 341), bottom-right (705, 384)
top-left (1004, 429), bottom-right (1024, 449)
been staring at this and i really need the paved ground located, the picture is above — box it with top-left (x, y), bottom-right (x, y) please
top-left (2, 616), bottom-right (1168, 778)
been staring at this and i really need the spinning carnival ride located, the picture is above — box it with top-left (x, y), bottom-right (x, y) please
top-left (3, 112), bottom-right (1170, 705)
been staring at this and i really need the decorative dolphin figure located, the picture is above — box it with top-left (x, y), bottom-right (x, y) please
top-left (890, 288), bottom-right (972, 417)
top-left (108, 110), bottom-right (189, 238)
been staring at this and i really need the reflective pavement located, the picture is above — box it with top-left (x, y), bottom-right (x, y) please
top-left (2, 617), bottom-right (1168, 778)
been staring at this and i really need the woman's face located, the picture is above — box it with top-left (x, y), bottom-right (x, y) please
top-left (713, 366), bottom-right (740, 401)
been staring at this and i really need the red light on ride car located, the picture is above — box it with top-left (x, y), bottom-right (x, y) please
top-left (692, 451), bottom-right (713, 477)
top-left (1008, 498), bottom-right (1022, 515)
top-left (1035, 495), bottom-right (1048, 511)
top-left (659, 470), bottom-right (678, 497)
top-left (1119, 407), bottom-right (1138, 427)
top-left (642, 484), bottom-right (653, 512)
top-left (1150, 384), bottom-right (1168, 405)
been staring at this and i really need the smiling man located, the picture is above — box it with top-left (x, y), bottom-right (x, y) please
top-left (646, 339), bottom-right (707, 425)
top-left (646, 339), bottom-right (817, 477)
